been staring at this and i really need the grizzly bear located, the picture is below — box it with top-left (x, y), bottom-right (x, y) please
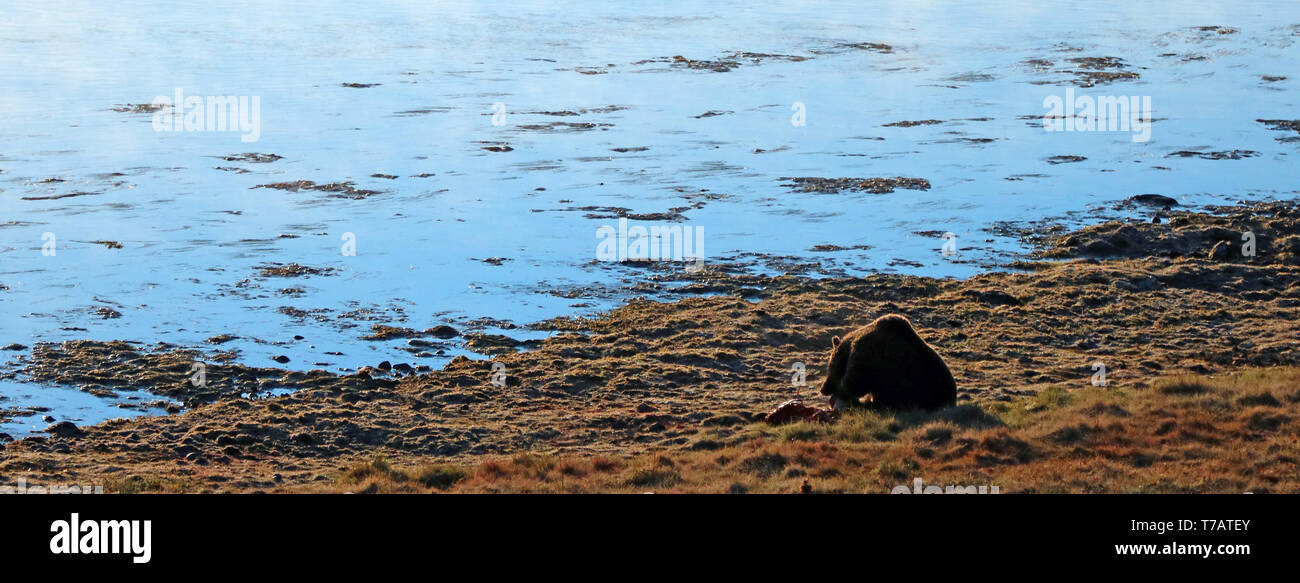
top-left (819, 314), bottom-right (956, 411)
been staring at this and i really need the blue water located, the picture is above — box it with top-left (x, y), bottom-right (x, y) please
top-left (1, 1), bottom-right (1297, 434)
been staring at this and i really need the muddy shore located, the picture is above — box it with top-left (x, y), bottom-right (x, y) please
top-left (1, 201), bottom-right (1298, 492)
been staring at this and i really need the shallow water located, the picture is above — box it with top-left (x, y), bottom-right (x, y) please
top-left (1, 1), bottom-right (1297, 434)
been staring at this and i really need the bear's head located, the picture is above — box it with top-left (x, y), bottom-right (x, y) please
top-left (820, 317), bottom-right (916, 405)
top-left (819, 334), bottom-right (869, 406)
top-left (819, 335), bottom-right (845, 398)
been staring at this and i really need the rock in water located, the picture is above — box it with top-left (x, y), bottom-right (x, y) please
top-left (1129, 194), bottom-right (1178, 208)
top-left (819, 314), bottom-right (957, 411)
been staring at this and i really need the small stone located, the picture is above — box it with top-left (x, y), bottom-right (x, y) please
top-left (42, 415), bottom-right (55, 423)
top-left (272, 355), bottom-right (290, 364)
top-left (378, 361), bottom-right (392, 371)
top-left (1, 343), bottom-right (26, 351)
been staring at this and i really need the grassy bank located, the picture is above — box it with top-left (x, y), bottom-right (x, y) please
top-left (2, 201), bottom-right (1297, 493)
top-left (325, 367), bottom-right (1299, 493)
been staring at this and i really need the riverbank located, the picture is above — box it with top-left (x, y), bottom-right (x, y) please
top-left (1, 201), bottom-right (1297, 493)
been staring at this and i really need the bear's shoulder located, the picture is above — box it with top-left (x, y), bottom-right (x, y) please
top-left (843, 314), bottom-right (916, 342)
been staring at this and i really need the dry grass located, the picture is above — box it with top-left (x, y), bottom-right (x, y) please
top-left (313, 367), bottom-right (1300, 494)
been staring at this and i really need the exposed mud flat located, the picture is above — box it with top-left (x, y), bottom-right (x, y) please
top-left (252, 180), bottom-right (384, 199)
top-left (1257, 119), bottom-right (1300, 142)
top-left (631, 51), bottom-right (812, 73)
top-left (513, 122), bottom-right (613, 133)
top-left (255, 263), bottom-right (339, 278)
top-left (3, 202), bottom-right (1298, 491)
top-left (218, 153), bottom-right (282, 163)
top-left (110, 103), bottom-right (169, 114)
top-left (19, 340), bottom-right (361, 406)
top-left (1167, 149), bottom-right (1258, 160)
top-left (780, 176), bottom-right (932, 194)
top-left (1038, 201), bottom-right (1300, 262)
top-left (1023, 55), bottom-right (1142, 87)
top-left (567, 38), bottom-right (893, 75)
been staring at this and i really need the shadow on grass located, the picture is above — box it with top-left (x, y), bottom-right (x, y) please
top-left (893, 404), bottom-right (1005, 430)
top-left (770, 403), bottom-right (1003, 444)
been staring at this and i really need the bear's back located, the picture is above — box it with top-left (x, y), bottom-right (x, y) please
top-left (840, 314), bottom-right (956, 410)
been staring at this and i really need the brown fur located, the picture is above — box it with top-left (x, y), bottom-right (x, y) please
top-left (819, 314), bottom-right (957, 411)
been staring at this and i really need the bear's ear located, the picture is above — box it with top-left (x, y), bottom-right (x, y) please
top-left (831, 335), bottom-right (841, 347)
